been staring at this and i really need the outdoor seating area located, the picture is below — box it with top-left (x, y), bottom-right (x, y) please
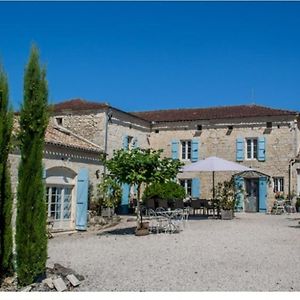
top-left (143, 207), bottom-right (190, 234)
top-left (271, 199), bottom-right (297, 215)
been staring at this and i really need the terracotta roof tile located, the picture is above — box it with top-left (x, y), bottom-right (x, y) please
top-left (53, 99), bottom-right (109, 112)
top-left (45, 123), bottom-right (102, 153)
top-left (132, 105), bottom-right (299, 122)
top-left (13, 118), bottom-right (102, 153)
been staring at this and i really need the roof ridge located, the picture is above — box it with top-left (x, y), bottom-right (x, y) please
top-left (131, 104), bottom-right (298, 114)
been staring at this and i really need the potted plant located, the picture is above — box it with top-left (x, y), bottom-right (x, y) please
top-left (215, 178), bottom-right (237, 220)
top-left (97, 176), bottom-right (121, 218)
top-left (142, 181), bottom-right (186, 209)
top-left (296, 197), bottom-right (300, 213)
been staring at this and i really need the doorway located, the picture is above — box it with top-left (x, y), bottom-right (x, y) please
top-left (46, 185), bottom-right (73, 230)
top-left (245, 178), bottom-right (259, 212)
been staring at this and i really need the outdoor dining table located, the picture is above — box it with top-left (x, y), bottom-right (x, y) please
top-left (148, 208), bottom-right (187, 233)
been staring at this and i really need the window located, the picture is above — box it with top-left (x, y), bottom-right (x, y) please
top-left (181, 140), bottom-right (191, 160)
top-left (246, 138), bottom-right (258, 160)
top-left (46, 186), bottom-right (73, 220)
top-left (56, 117), bottom-right (63, 126)
top-left (273, 177), bottom-right (284, 193)
top-left (180, 179), bottom-right (192, 197)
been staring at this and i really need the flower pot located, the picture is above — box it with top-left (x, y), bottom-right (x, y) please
top-left (221, 209), bottom-right (234, 220)
top-left (101, 207), bottom-right (114, 217)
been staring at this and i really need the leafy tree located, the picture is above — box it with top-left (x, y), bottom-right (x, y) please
top-left (16, 46), bottom-right (49, 286)
top-left (0, 64), bottom-right (13, 279)
top-left (104, 148), bottom-right (183, 227)
top-left (142, 182), bottom-right (185, 203)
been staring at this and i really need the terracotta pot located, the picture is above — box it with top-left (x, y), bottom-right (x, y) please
top-left (221, 209), bottom-right (234, 220)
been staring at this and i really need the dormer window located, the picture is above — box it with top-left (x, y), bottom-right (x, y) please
top-left (56, 117), bottom-right (63, 126)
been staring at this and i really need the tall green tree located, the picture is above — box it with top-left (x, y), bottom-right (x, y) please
top-left (104, 148), bottom-right (183, 228)
top-left (16, 46), bottom-right (49, 286)
top-left (0, 64), bottom-right (13, 280)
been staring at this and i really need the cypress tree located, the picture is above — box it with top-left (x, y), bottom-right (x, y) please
top-left (0, 64), bottom-right (13, 280)
top-left (16, 46), bottom-right (49, 286)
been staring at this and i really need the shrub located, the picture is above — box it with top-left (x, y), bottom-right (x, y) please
top-left (142, 181), bottom-right (185, 202)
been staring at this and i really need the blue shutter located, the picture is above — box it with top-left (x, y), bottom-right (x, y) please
top-left (259, 177), bottom-right (267, 212)
top-left (234, 176), bottom-right (244, 211)
top-left (122, 135), bottom-right (129, 149)
top-left (191, 178), bottom-right (200, 198)
top-left (236, 138), bottom-right (244, 162)
top-left (120, 183), bottom-right (130, 214)
top-left (258, 137), bottom-right (266, 161)
top-left (76, 168), bottom-right (89, 230)
top-left (171, 139), bottom-right (179, 159)
top-left (191, 139), bottom-right (199, 162)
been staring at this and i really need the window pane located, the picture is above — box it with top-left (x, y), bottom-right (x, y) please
top-left (253, 139), bottom-right (258, 159)
top-left (246, 140), bottom-right (252, 159)
top-left (63, 188), bottom-right (72, 219)
top-left (187, 141), bottom-right (192, 159)
top-left (181, 141), bottom-right (186, 159)
top-left (187, 179), bottom-right (192, 196)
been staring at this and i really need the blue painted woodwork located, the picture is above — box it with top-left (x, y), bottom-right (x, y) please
top-left (76, 168), bottom-right (89, 230)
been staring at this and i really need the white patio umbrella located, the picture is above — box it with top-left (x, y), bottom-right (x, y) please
top-left (182, 156), bottom-right (253, 198)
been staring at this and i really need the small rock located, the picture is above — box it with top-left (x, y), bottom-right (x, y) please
top-left (66, 274), bottom-right (80, 287)
top-left (3, 276), bottom-right (15, 285)
top-left (21, 285), bottom-right (32, 292)
top-left (42, 278), bottom-right (54, 289)
top-left (53, 277), bottom-right (67, 292)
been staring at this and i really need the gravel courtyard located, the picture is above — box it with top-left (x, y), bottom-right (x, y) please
top-left (47, 213), bottom-right (300, 291)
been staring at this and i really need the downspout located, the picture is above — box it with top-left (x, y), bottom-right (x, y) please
top-left (103, 108), bottom-right (112, 176)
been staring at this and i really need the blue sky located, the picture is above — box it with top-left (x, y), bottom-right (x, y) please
top-left (0, 1), bottom-right (300, 112)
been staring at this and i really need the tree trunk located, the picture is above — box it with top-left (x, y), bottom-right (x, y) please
top-left (136, 183), bottom-right (142, 228)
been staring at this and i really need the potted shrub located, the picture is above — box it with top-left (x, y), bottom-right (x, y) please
top-left (296, 197), bottom-right (300, 213)
top-left (215, 178), bottom-right (237, 220)
top-left (97, 176), bottom-right (121, 217)
top-left (142, 181), bottom-right (186, 209)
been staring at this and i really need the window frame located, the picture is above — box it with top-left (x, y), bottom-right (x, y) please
top-left (46, 185), bottom-right (73, 221)
top-left (181, 140), bottom-right (192, 160)
top-left (273, 177), bottom-right (284, 193)
top-left (245, 138), bottom-right (258, 160)
top-left (180, 179), bottom-right (192, 197)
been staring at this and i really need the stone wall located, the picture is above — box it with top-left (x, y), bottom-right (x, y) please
top-left (149, 115), bottom-right (300, 210)
top-left (51, 110), bottom-right (106, 146)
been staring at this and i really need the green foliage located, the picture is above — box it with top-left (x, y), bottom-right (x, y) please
top-left (16, 45), bottom-right (49, 286)
top-left (104, 148), bottom-right (183, 226)
top-left (215, 178), bottom-right (239, 211)
top-left (97, 175), bottom-right (122, 209)
top-left (0, 64), bottom-right (14, 279)
top-left (105, 148), bottom-right (183, 189)
top-left (142, 181), bottom-right (185, 202)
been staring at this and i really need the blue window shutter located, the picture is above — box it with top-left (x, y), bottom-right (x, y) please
top-left (171, 139), bottom-right (179, 159)
top-left (236, 138), bottom-right (244, 162)
top-left (234, 176), bottom-right (244, 211)
top-left (120, 183), bottom-right (130, 214)
top-left (191, 139), bottom-right (200, 162)
top-left (258, 137), bottom-right (266, 161)
top-left (259, 177), bottom-right (267, 212)
top-left (76, 168), bottom-right (89, 230)
top-left (191, 178), bottom-right (200, 198)
top-left (122, 135), bottom-right (129, 149)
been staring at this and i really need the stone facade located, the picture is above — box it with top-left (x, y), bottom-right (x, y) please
top-left (50, 100), bottom-right (300, 213)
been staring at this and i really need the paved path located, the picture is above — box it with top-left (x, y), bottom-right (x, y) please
top-left (48, 213), bottom-right (300, 291)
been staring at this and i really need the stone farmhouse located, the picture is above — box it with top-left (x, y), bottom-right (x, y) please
top-left (10, 99), bottom-right (300, 232)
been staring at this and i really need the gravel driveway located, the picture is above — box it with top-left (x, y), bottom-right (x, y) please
top-left (47, 213), bottom-right (300, 291)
